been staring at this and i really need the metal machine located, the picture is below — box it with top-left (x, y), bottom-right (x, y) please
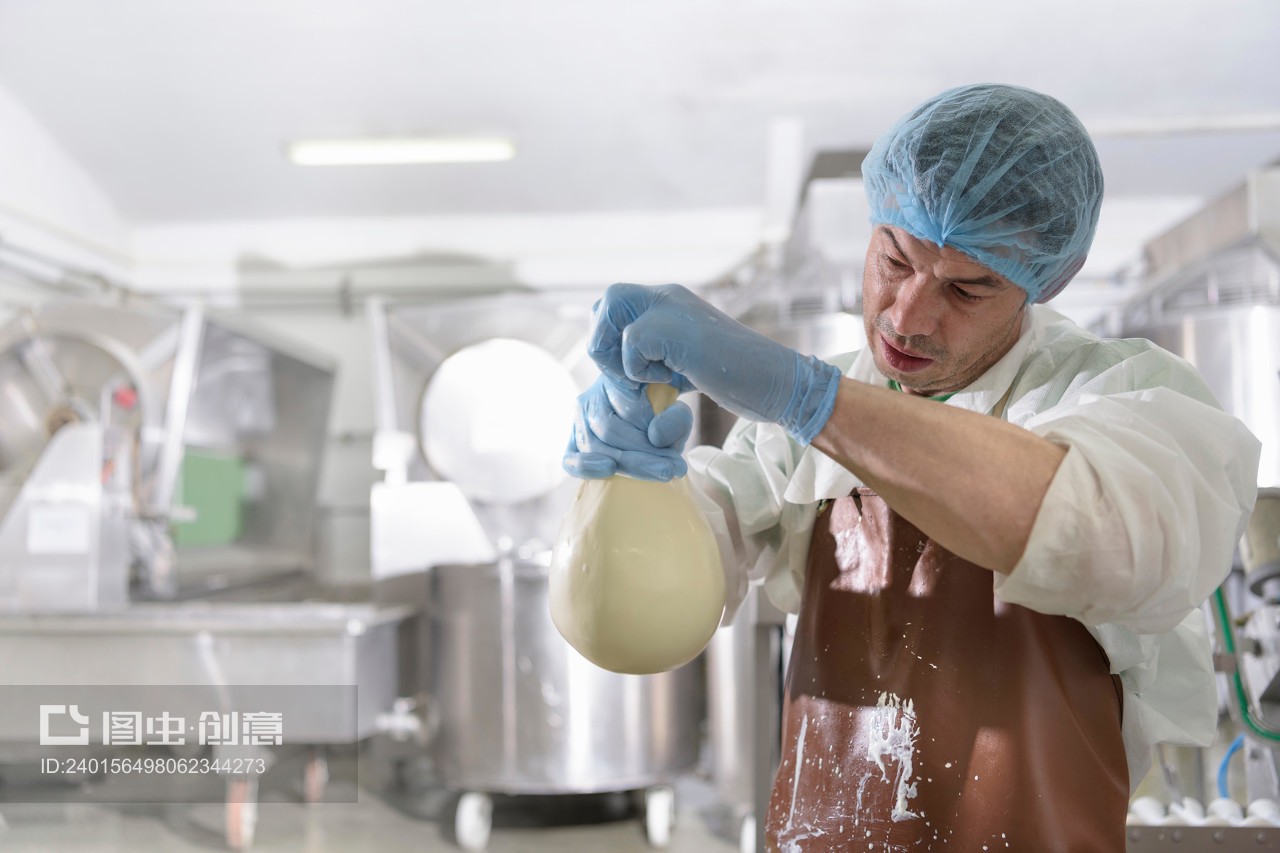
top-left (0, 297), bottom-right (414, 851)
top-left (1106, 168), bottom-right (1280, 849)
top-left (0, 299), bottom-right (335, 604)
top-left (368, 292), bottom-right (706, 851)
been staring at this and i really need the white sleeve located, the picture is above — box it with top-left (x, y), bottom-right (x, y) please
top-left (686, 420), bottom-right (813, 626)
top-left (995, 385), bottom-right (1260, 633)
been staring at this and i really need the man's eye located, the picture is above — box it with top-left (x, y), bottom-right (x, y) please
top-left (884, 255), bottom-right (909, 270)
top-left (952, 286), bottom-right (983, 303)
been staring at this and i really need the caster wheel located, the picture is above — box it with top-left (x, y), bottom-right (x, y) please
top-left (454, 791), bottom-right (493, 851)
top-left (643, 785), bottom-right (676, 848)
top-left (303, 752), bottom-right (329, 804)
top-left (225, 778), bottom-right (259, 851)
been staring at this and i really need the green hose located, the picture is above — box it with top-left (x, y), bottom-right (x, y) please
top-left (1212, 586), bottom-right (1280, 743)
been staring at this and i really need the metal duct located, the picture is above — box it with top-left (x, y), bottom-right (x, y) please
top-left (1144, 169), bottom-right (1280, 284)
top-left (1115, 167), bottom-right (1280, 489)
top-left (1115, 168), bottom-right (1280, 333)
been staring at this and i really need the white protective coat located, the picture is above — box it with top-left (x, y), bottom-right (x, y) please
top-left (687, 304), bottom-right (1261, 789)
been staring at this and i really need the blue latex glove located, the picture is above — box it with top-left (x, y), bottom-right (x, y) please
top-left (564, 372), bottom-right (694, 481)
top-left (589, 283), bottom-right (842, 443)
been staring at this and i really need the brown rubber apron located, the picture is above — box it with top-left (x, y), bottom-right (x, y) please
top-left (765, 489), bottom-right (1128, 851)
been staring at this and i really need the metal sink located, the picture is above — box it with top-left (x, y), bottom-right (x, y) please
top-left (0, 601), bottom-right (415, 742)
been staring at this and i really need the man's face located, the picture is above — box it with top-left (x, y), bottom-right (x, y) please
top-left (861, 226), bottom-right (1028, 396)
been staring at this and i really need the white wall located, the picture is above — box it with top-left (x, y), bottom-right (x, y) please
top-left (0, 81), bottom-right (131, 282)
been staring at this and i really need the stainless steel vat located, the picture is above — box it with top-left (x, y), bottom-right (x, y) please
top-left (705, 596), bottom-right (755, 809)
top-left (425, 558), bottom-right (703, 795)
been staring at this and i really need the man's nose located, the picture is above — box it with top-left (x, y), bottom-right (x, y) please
top-left (885, 276), bottom-right (939, 338)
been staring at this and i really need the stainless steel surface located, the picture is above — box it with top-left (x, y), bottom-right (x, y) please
top-left (151, 305), bottom-right (204, 519)
top-left (1141, 168), bottom-right (1280, 287)
top-left (0, 302), bottom-right (180, 489)
top-left (0, 601), bottom-right (413, 741)
top-left (0, 325), bottom-right (147, 476)
top-left (1107, 167), bottom-right (1280, 339)
top-left (706, 585), bottom-right (788, 828)
top-left (1240, 604), bottom-right (1280, 717)
top-left (1126, 825), bottom-right (1280, 850)
top-left (426, 559), bottom-right (703, 795)
top-left (751, 619), bottom-right (784, 853)
top-left (0, 424), bottom-right (128, 609)
top-left (1246, 738), bottom-right (1280, 805)
top-left (170, 309), bottom-right (336, 593)
top-left (1123, 306), bottom-right (1280, 488)
top-left (367, 297), bottom-right (401, 438)
top-left (706, 619), bottom-right (753, 810)
top-left (1243, 489), bottom-right (1280, 597)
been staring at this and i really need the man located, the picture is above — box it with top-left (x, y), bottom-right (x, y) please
top-left (565, 84), bottom-right (1261, 850)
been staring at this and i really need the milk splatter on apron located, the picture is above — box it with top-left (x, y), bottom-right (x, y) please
top-left (766, 490), bottom-right (1128, 851)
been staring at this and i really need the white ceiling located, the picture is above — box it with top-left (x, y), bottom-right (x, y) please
top-left (0, 0), bottom-right (1278, 224)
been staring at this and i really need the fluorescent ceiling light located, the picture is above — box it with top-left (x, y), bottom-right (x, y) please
top-left (287, 136), bottom-right (515, 165)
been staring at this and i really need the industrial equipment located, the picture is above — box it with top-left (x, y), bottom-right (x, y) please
top-left (368, 292), bottom-right (706, 851)
top-left (1108, 168), bottom-right (1280, 848)
top-left (0, 299), bottom-right (335, 603)
top-left (0, 297), bottom-right (414, 851)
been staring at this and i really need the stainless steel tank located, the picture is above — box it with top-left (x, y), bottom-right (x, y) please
top-left (427, 557), bottom-right (703, 794)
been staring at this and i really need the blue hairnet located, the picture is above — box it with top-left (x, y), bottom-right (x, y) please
top-left (862, 83), bottom-right (1103, 303)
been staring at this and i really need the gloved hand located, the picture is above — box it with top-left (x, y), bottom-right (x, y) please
top-left (589, 283), bottom-right (842, 443)
top-left (563, 372), bottom-right (694, 481)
